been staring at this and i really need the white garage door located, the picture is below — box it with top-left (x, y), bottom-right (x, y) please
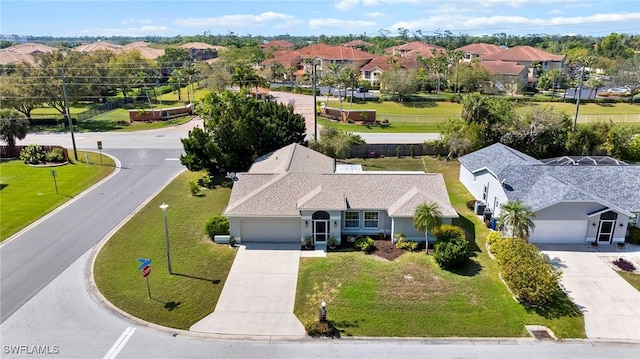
top-left (240, 218), bottom-right (300, 243)
top-left (528, 220), bottom-right (588, 244)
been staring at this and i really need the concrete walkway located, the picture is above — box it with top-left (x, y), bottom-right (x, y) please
top-left (539, 244), bottom-right (640, 341)
top-left (190, 243), bottom-right (306, 338)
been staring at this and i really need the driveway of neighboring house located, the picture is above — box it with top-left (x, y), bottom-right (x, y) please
top-left (538, 244), bottom-right (640, 341)
top-left (190, 243), bottom-right (306, 338)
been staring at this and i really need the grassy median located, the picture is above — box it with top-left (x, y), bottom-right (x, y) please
top-left (0, 151), bottom-right (115, 241)
top-left (93, 171), bottom-right (235, 330)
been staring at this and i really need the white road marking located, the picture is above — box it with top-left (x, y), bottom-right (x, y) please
top-left (103, 327), bottom-right (136, 359)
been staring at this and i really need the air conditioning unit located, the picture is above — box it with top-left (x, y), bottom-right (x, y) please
top-left (474, 200), bottom-right (486, 215)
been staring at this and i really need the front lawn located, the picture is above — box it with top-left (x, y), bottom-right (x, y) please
top-left (294, 156), bottom-right (585, 338)
top-left (0, 152), bottom-right (115, 241)
top-left (93, 171), bottom-right (235, 330)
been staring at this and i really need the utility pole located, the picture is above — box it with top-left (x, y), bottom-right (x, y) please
top-left (573, 67), bottom-right (584, 132)
top-left (312, 61), bottom-right (318, 141)
top-left (61, 69), bottom-right (78, 161)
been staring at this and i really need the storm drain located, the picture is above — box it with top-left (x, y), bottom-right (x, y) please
top-left (525, 325), bottom-right (557, 340)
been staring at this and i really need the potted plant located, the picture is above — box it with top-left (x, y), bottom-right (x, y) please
top-left (328, 237), bottom-right (337, 250)
top-left (228, 236), bottom-right (237, 248)
top-left (303, 236), bottom-right (313, 249)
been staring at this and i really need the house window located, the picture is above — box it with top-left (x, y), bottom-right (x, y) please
top-left (344, 211), bottom-right (360, 228)
top-left (482, 184), bottom-right (489, 201)
top-left (363, 211), bottom-right (379, 228)
top-left (364, 71), bottom-right (371, 79)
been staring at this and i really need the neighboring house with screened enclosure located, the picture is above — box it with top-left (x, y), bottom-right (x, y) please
top-left (459, 143), bottom-right (640, 244)
top-left (223, 144), bottom-right (457, 245)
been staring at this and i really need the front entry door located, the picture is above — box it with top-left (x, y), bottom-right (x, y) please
top-left (314, 220), bottom-right (329, 243)
top-left (597, 220), bottom-right (616, 243)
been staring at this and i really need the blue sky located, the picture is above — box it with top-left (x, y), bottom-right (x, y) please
top-left (1, 0), bottom-right (639, 38)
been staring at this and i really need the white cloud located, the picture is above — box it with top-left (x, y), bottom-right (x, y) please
top-left (548, 9), bottom-right (563, 15)
top-left (78, 25), bottom-right (169, 37)
top-left (334, 0), bottom-right (360, 11)
top-left (309, 18), bottom-right (377, 30)
top-left (121, 18), bottom-right (153, 25)
top-left (390, 12), bottom-right (640, 33)
top-left (365, 12), bottom-right (387, 18)
top-left (175, 12), bottom-right (295, 28)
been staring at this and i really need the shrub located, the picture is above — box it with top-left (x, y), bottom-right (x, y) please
top-left (613, 257), bottom-right (636, 272)
top-left (45, 147), bottom-right (65, 163)
top-left (492, 238), bottom-right (562, 307)
top-left (197, 174), bottom-right (213, 188)
top-left (487, 230), bottom-right (501, 245)
top-left (432, 224), bottom-right (466, 243)
top-left (354, 236), bottom-right (375, 253)
top-left (627, 226), bottom-right (640, 245)
top-left (228, 236), bottom-right (237, 248)
top-left (188, 180), bottom-right (201, 196)
top-left (466, 199), bottom-right (476, 211)
top-left (205, 215), bottom-right (229, 240)
top-left (433, 236), bottom-right (469, 269)
top-left (19, 144), bottom-right (46, 165)
top-left (395, 234), bottom-right (418, 251)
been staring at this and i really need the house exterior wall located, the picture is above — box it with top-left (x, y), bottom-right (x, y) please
top-left (459, 165), bottom-right (508, 216)
top-left (300, 210), bottom-right (343, 244)
top-left (340, 209), bottom-right (391, 237)
top-left (392, 217), bottom-right (453, 243)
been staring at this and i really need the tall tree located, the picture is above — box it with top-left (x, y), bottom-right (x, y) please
top-left (498, 201), bottom-right (535, 242)
top-left (612, 56), bottom-right (640, 101)
top-left (0, 112), bottom-right (29, 149)
top-left (413, 202), bottom-right (443, 243)
top-left (181, 90), bottom-right (306, 174)
top-left (0, 63), bottom-right (42, 119)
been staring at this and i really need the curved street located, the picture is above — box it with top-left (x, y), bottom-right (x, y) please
top-left (1, 110), bottom-right (639, 358)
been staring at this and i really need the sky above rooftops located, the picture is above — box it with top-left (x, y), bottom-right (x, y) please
top-left (1, 0), bottom-right (638, 38)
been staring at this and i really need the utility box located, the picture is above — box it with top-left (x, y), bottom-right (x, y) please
top-left (474, 200), bottom-right (486, 215)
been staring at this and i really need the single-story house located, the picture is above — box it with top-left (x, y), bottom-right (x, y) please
top-left (224, 144), bottom-right (458, 245)
top-left (459, 143), bottom-right (640, 244)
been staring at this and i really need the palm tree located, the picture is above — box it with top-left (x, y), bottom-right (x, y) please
top-left (498, 200), bottom-right (536, 242)
top-left (413, 202), bottom-right (443, 244)
top-left (168, 68), bottom-right (186, 101)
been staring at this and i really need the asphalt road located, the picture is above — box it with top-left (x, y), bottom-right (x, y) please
top-left (0, 148), bottom-right (184, 323)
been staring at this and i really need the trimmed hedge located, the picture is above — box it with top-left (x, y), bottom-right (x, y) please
top-left (490, 237), bottom-right (562, 307)
top-left (627, 226), bottom-right (640, 245)
top-left (432, 224), bottom-right (469, 269)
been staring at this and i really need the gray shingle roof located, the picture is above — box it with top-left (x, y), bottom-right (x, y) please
top-left (459, 143), bottom-right (540, 175)
top-left (464, 144), bottom-right (640, 213)
top-left (249, 143), bottom-right (335, 174)
top-left (225, 159), bottom-right (457, 218)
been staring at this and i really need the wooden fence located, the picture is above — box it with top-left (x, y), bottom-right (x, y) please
top-left (350, 143), bottom-right (448, 158)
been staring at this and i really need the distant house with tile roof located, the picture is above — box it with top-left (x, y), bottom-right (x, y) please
top-left (456, 43), bottom-right (505, 62)
top-left (259, 39), bottom-right (295, 51)
top-left (359, 55), bottom-right (423, 85)
top-left (482, 45), bottom-right (565, 88)
top-left (0, 42), bottom-right (57, 65)
top-left (342, 39), bottom-right (373, 50)
top-left (386, 41), bottom-right (445, 60)
top-left (74, 41), bottom-right (124, 53)
top-left (459, 143), bottom-right (640, 244)
top-left (179, 42), bottom-right (219, 61)
top-left (224, 143), bottom-right (457, 244)
top-left (478, 60), bottom-right (528, 94)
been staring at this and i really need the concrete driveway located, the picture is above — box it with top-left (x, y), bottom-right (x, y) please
top-left (190, 243), bottom-right (306, 338)
top-left (538, 244), bottom-right (640, 341)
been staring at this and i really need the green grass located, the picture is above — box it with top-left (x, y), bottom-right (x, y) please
top-left (0, 151), bottom-right (115, 241)
top-left (320, 100), bottom-right (640, 133)
top-left (616, 271), bottom-right (640, 292)
top-left (294, 156), bottom-right (585, 338)
top-left (93, 171), bottom-right (236, 330)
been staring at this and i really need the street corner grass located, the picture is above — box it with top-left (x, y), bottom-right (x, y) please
top-left (616, 270), bottom-right (640, 292)
top-left (296, 156), bottom-right (585, 338)
top-left (0, 150), bottom-right (115, 241)
top-left (93, 171), bottom-right (236, 330)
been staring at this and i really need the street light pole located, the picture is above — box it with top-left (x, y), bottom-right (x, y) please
top-left (160, 202), bottom-right (173, 275)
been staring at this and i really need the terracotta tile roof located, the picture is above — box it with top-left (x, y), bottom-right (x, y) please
top-left (295, 43), bottom-right (374, 61)
top-left (478, 60), bottom-right (526, 76)
top-left (0, 50), bottom-right (36, 65)
top-left (224, 144), bottom-right (457, 218)
top-left (131, 46), bottom-right (164, 59)
top-left (74, 41), bottom-right (123, 53)
top-left (386, 41), bottom-right (445, 59)
top-left (4, 42), bottom-right (57, 55)
top-left (122, 41), bottom-right (151, 50)
top-left (455, 43), bottom-right (504, 56)
top-left (483, 45), bottom-right (565, 62)
top-left (261, 52), bottom-right (303, 67)
top-left (360, 55), bottom-right (423, 72)
top-left (179, 42), bottom-right (218, 50)
top-left (260, 40), bottom-right (294, 50)
top-left (342, 40), bottom-right (373, 48)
